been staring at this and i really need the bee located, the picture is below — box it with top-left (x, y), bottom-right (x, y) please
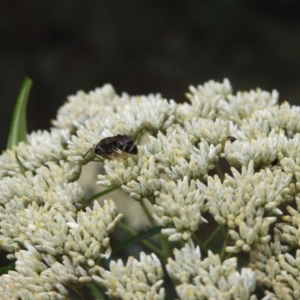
top-left (84, 134), bottom-right (138, 158)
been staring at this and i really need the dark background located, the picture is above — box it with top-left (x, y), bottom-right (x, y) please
top-left (1, 0), bottom-right (300, 151)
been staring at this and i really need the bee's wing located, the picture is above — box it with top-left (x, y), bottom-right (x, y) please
top-left (99, 136), bottom-right (118, 147)
top-left (116, 135), bottom-right (134, 144)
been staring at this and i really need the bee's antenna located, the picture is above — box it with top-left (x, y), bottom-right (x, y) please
top-left (84, 144), bottom-right (95, 157)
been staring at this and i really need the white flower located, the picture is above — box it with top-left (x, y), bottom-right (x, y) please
top-left (147, 130), bottom-right (221, 181)
top-left (91, 252), bottom-right (165, 300)
top-left (53, 84), bottom-right (118, 130)
top-left (220, 88), bottom-right (278, 124)
top-left (224, 136), bottom-right (278, 168)
top-left (153, 177), bottom-right (207, 241)
top-left (97, 152), bottom-right (162, 202)
top-left (0, 129), bottom-right (71, 178)
top-left (66, 93), bottom-right (176, 164)
top-left (248, 232), bottom-right (300, 300)
top-left (206, 161), bottom-right (291, 252)
top-left (184, 117), bottom-right (229, 146)
top-left (167, 240), bottom-right (257, 300)
top-left (1, 78), bottom-right (300, 299)
top-left (176, 78), bottom-right (232, 121)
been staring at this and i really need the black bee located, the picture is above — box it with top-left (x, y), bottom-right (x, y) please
top-left (84, 134), bottom-right (138, 158)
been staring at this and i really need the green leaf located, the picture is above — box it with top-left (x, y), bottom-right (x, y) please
top-left (15, 152), bottom-right (28, 174)
top-left (7, 77), bottom-right (32, 149)
top-left (0, 261), bottom-right (15, 275)
top-left (112, 226), bottom-right (162, 255)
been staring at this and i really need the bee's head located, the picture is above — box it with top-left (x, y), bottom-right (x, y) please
top-left (95, 144), bottom-right (107, 155)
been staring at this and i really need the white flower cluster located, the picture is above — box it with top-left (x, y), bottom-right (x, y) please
top-left (249, 197), bottom-right (300, 299)
top-left (66, 91), bottom-right (176, 164)
top-left (222, 88), bottom-right (278, 124)
top-left (0, 129), bottom-right (70, 178)
top-left (2, 78), bottom-right (300, 299)
top-left (176, 79), bottom-right (278, 125)
top-left (205, 161), bottom-right (292, 253)
top-left (249, 231), bottom-right (300, 300)
top-left (146, 130), bottom-right (221, 181)
top-left (224, 135), bottom-right (278, 168)
top-left (278, 133), bottom-right (300, 177)
top-left (52, 79), bottom-right (300, 298)
top-left (153, 177), bottom-right (208, 241)
top-left (183, 117), bottom-right (229, 146)
top-left (166, 240), bottom-right (257, 300)
top-left (0, 127), bottom-right (122, 298)
top-left (176, 79), bottom-right (232, 121)
top-left (53, 84), bottom-right (118, 130)
top-left (91, 252), bottom-right (164, 299)
top-left (223, 102), bottom-right (300, 169)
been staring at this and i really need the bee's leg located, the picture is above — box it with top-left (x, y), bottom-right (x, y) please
top-left (111, 147), bottom-right (125, 159)
top-left (103, 154), bottom-right (112, 161)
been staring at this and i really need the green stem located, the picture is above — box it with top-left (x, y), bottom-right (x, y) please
top-left (85, 186), bottom-right (119, 205)
top-left (215, 163), bottom-right (224, 181)
top-left (192, 232), bottom-right (208, 254)
top-left (66, 285), bottom-right (85, 300)
top-left (204, 225), bottom-right (222, 247)
top-left (140, 199), bottom-right (171, 261)
top-left (220, 226), bottom-right (229, 261)
top-left (86, 283), bottom-right (105, 300)
top-left (140, 199), bottom-right (156, 226)
top-left (117, 221), bottom-right (164, 259)
top-left (159, 233), bottom-right (171, 262)
top-left (224, 251), bottom-right (233, 261)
